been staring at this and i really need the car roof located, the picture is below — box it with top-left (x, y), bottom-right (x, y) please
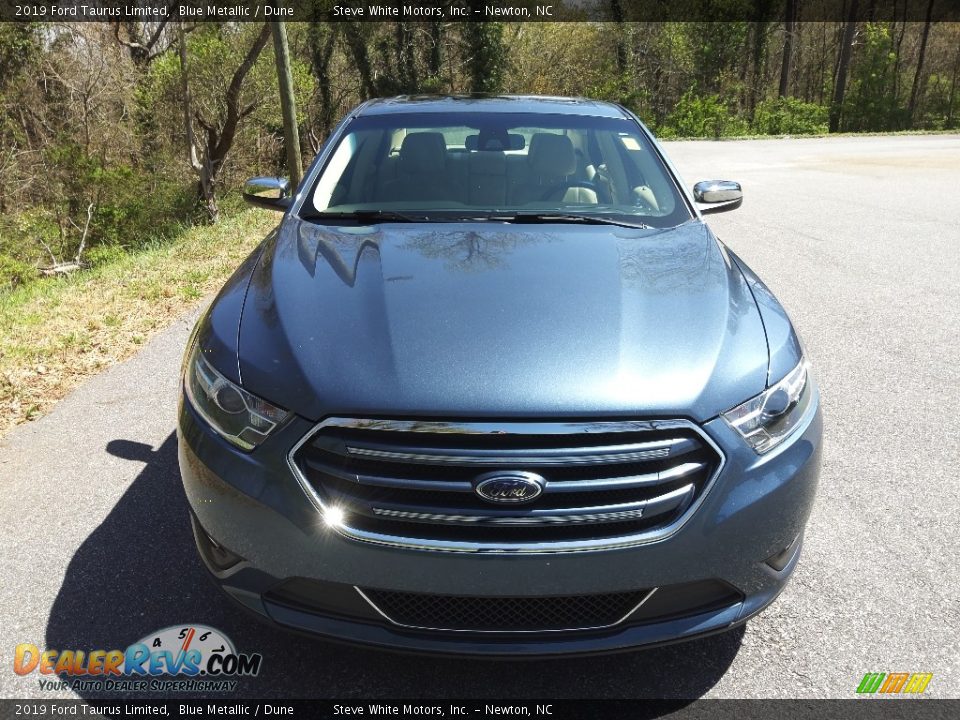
top-left (357, 95), bottom-right (630, 119)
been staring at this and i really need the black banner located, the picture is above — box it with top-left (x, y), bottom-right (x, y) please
top-left (1, 0), bottom-right (959, 24)
top-left (1, 700), bottom-right (959, 720)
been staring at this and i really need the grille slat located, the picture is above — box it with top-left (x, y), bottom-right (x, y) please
top-left (546, 460), bottom-right (705, 492)
top-left (367, 484), bottom-right (694, 526)
top-left (304, 457), bottom-right (705, 494)
top-left (303, 458), bottom-right (475, 492)
top-left (291, 418), bottom-right (722, 551)
top-left (342, 435), bottom-right (696, 465)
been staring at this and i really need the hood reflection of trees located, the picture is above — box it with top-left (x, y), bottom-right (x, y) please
top-left (296, 222), bottom-right (558, 282)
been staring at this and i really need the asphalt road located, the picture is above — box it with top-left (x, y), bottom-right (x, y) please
top-left (1, 134), bottom-right (958, 701)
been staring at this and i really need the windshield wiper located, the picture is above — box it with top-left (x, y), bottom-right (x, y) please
top-left (302, 210), bottom-right (428, 224)
top-left (487, 212), bottom-right (652, 229)
top-left (302, 210), bottom-right (653, 229)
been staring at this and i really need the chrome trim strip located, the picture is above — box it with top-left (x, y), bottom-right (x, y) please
top-left (546, 461), bottom-right (705, 492)
top-left (302, 459), bottom-right (473, 492)
top-left (320, 418), bottom-right (693, 435)
top-left (370, 485), bottom-right (692, 526)
top-left (373, 507), bottom-right (647, 525)
top-left (286, 417), bottom-right (726, 554)
top-left (352, 586), bottom-right (659, 634)
top-left (307, 454), bottom-right (703, 494)
top-left (345, 444), bottom-right (673, 465)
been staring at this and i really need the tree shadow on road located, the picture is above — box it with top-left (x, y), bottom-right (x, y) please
top-left (45, 432), bottom-right (744, 702)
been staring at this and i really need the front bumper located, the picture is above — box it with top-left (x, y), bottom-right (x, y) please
top-left (177, 395), bottom-right (821, 656)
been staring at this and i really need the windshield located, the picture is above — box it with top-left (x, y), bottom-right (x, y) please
top-left (305, 111), bottom-right (692, 228)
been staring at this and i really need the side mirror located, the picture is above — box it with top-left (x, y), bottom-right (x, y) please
top-left (693, 180), bottom-right (743, 214)
top-left (243, 176), bottom-right (291, 211)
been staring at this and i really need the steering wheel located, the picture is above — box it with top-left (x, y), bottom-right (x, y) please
top-left (540, 180), bottom-right (609, 203)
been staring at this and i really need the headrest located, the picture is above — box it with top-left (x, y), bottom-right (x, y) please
top-left (528, 133), bottom-right (576, 177)
top-left (399, 132), bottom-right (447, 174)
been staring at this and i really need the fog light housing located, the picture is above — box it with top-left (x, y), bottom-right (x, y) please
top-left (765, 533), bottom-right (803, 571)
top-left (191, 513), bottom-right (244, 572)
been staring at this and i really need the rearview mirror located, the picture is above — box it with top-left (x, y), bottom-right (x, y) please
top-left (243, 176), bottom-right (291, 211)
top-left (465, 133), bottom-right (526, 151)
top-left (693, 180), bottom-right (743, 214)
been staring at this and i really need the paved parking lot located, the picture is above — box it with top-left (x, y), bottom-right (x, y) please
top-left (1, 134), bottom-right (958, 699)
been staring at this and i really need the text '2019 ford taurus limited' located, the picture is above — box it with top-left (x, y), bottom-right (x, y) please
top-left (178, 96), bottom-right (822, 655)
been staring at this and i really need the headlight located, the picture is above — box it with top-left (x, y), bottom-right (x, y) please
top-left (183, 343), bottom-right (290, 450)
top-left (723, 358), bottom-right (812, 454)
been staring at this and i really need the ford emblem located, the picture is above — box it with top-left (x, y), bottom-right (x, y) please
top-left (474, 471), bottom-right (545, 504)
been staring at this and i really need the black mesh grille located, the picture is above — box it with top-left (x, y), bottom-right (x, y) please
top-left (362, 588), bottom-right (649, 631)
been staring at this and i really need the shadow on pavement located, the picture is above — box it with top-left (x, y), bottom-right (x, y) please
top-left (45, 432), bottom-right (744, 702)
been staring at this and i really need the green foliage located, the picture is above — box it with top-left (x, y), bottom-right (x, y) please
top-left (0, 23), bottom-right (38, 92)
top-left (752, 97), bottom-right (828, 135)
top-left (686, 20), bottom-right (750, 95)
top-left (917, 73), bottom-right (958, 130)
top-left (25, 141), bottom-right (195, 259)
top-left (2, 17), bottom-right (959, 295)
top-left (84, 245), bottom-right (128, 267)
top-left (842, 24), bottom-right (909, 132)
top-left (659, 90), bottom-right (749, 138)
top-left (0, 253), bottom-right (35, 290)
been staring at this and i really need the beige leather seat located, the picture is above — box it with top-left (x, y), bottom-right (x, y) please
top-left (508, 133), bottom-right (598, 206)
top-left (467, 151), bottom-right (507, 207)
top-left (379, 133), bottom-right (453, 203)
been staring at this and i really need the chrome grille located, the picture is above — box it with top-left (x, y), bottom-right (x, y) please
top-left (289, 419), bottom-right (723, 552)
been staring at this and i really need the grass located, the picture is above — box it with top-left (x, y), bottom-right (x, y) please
top-left (0, 209), bottom-right (278, 438)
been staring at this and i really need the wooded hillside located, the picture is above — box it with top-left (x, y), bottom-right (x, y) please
top-left (1, 15), bottom-right (958, 287)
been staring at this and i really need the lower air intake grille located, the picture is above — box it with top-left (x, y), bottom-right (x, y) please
top-left (359, 588), bottom-right (649, 632)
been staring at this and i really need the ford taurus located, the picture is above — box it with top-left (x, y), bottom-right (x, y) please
top-left (177, 95), bottom-right (822, 655)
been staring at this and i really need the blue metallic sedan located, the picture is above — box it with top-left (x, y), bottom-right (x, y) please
top-left (178, 95), bottom-right (822, 655)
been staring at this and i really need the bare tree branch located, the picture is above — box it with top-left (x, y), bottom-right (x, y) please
top-left (212, 22), bottom-right (271, 164)
top-left (73, 202), bottom-right (94, 264)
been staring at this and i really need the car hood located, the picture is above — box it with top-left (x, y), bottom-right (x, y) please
top-left (237, 218), bottom-right (768, 422)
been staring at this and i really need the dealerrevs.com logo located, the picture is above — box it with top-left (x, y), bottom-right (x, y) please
top-left (14, 625), bottom-right (262, 693)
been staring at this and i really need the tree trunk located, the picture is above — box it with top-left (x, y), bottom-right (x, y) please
top-left (609, 0), bottom-right (628, 75)
top-left (830, 1), bottom-right (861, 133)
top-left (463, 6), bottom-right (505, 94)
top-left (177, 22), bottom-right (214, 218)
top-left (749, 18), bottom-right (770, 116)
top-left (307, 22), bottom-right (338, 139)
top-left (948, 40), bottom-right (960, 128)
top-left (428, 21), bottom-right (443, 78)
top-left (181, 22), bottom-right (271, 221)
top-left (402, 23), bottom-right (418, 91)
top-left (342, 24), bottom-right (377, 98)
top-left (393, 21), bottom-right (408, 91)
top-left (908, 0), bottom-right (936, 125)
top-left (272, 21), bottom-right (302, 188)
top-left (779, 0), bottom-right (797, 97)
top-left (892, 4), bottom-right (907, 100)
